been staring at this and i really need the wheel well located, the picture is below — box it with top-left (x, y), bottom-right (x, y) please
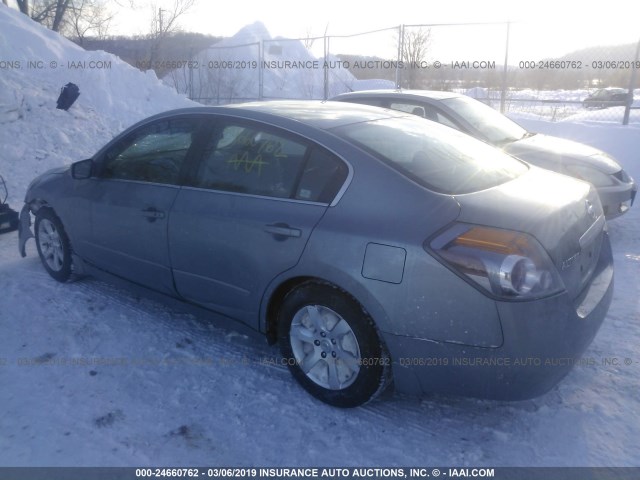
top-left (264, 276), bottom-right (385, 346)
top-left (28, 198), bottom-right (51, 215)
top-left (266, 276), bottom-right (395, 399)
top-left (265, 276), bottom-right (363, 344)
top-left (31, 201), bottom-right (77, 256)
top-left (265, 276), bottom-right (315, 344)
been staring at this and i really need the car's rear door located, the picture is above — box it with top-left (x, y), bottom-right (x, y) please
top-left (168, 118), bottom-right (349, 327)
top-left (81, 116), bottom-right (205, 294)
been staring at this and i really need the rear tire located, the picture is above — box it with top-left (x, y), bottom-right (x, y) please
top-left (35, 208), bottom-right (72, 282)
top-left (277, 282), bottom-right (389, 407)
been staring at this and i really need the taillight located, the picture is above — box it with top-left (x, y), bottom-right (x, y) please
top-left (428, 224), bottom-right (565, 300)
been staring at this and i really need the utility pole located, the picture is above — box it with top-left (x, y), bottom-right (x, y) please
top-left (623, 37), bottom-right (640, 126)
top-left (500, 21), bottom-right (510, 114)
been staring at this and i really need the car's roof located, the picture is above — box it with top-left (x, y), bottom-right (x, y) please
top-left (150, 101), bottom-right (408, 130)
top-left (333, 89), bottom-right (462, 101)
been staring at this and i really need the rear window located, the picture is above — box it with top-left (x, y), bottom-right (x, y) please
top-left (332, 116), bottom-right (527, 194)
top-left (441, 96), bottom-right (527, 145)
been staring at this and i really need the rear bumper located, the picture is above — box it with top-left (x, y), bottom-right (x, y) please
top-left (384, 232), bottom-right (614, 400)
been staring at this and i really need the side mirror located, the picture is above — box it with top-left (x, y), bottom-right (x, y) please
top-left (71, 159), bottom-right (93, 179)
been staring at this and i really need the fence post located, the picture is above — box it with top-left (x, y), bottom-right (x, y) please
top-left (622, 37), bottom-right (640, 126)
top-left (188, 52), bottom-right (193, 100)
top-left (500, 21), bottom-right (510, 114)
top-left (396, 24), bottom-right (404, 88)
top-left (259, 41), bottom-right (264, 100)
top-left (324, 35), bottom-right (329, 100)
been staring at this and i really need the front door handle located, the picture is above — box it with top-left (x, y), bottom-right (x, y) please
top-left (264, 223), bottom-right (302, 239)
top-left (142, 207), bottom-right (165, 222)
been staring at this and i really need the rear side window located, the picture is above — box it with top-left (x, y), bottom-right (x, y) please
top-left (193, 124), bottom-right (308, 199)
top-left (190, 122), bottom-right (349, 203)
top-left (295, 148), bottom-right (349, 203)
top-left (332, 116), bottom-right (527, 195)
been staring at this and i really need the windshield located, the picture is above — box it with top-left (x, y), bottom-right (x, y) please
top-left (441, 96), bottom-right (527, 145)
top-left (332, 116), bottom-right (528, 195)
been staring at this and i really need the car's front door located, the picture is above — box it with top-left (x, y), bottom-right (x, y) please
top-left (168, 119), bottom-right (349, 327)
top-left (81, 116), bottom-right (204, 294)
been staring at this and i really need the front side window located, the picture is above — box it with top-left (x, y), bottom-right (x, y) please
top-left (332, 116), bottom-right (527, 195)
top-left (102, 118), bottom-right (200, 184)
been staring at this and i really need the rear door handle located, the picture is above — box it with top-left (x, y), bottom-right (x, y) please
top-left (142, 207), bottom-right (165, 222)
top-left (264, 223), bottom-right (301, 238)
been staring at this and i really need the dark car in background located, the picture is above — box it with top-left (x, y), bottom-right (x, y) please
top-left (332, 90), bottom-right (637, 219)
top-left (583, 88), bottom-right (632, 109)
top-left (19, 102), bottom-right (613, 407)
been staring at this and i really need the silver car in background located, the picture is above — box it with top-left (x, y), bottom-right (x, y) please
top-left (332, 90), bottom-right (637, 219)
top-left (19, 102), bottom-right (613, 407)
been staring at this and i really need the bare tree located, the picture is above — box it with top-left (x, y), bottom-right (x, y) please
top-left (147, 0), bottom-right (196, 67)
top-left (16, 0), bottom-right (30, 14)
top-left (29, 0), bottom-right (71, 31)
top-left (67, 0), bottom-right (114, 44)
top-left (150, 0), bottom-right (194, 39)
top-left (51, 0), bottom-right (71, 31)
top-left (302, 27), bottom-right (316, 50)
top-left (27, 0), bottom-right (112, 39)
top-left (400, 26), bottom-right (431, 88)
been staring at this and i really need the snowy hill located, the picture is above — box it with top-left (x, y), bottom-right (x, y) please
top-left (0, 5), bottom-right (195, 206)
top-left (167, 21), bottom-right (359, 103)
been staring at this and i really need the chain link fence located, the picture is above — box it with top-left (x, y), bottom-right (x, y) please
top-left (168, 41), bottom-right (261, 104)
top-left (168, 22), bottom-right (640, 125)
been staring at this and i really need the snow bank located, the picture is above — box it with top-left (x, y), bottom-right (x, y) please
top-left (560, 106), bottom-right (640, 124)
top-left (0, 5), bottom-right (196, 205)
top-left (167, 21), bottom-right (359, 103)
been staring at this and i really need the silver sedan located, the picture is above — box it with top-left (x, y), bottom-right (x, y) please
top-left (19, 101), bottom-right (613, 407)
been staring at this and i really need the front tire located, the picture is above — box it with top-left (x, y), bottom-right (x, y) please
top-left (278, 283), bottom-right (389, 407)
top-left (35, 208), bottom-right (73, 282)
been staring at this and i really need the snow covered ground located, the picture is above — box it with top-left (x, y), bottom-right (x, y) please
top-left (1, 5), bottom-right (640, 468)
top-left (468, 87), bottom-right (640, 124)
